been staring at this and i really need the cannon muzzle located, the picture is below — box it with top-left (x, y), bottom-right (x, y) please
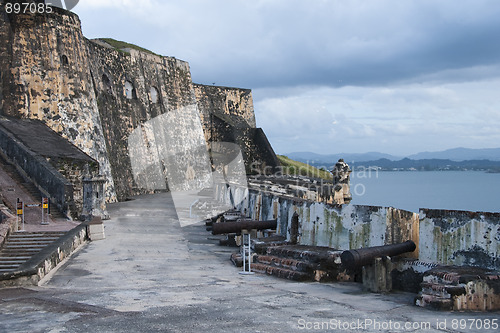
top-left (340, 240), bottom-right (416, 269)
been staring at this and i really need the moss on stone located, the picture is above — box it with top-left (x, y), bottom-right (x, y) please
top-left (98, 38), bottom-right (160, 56)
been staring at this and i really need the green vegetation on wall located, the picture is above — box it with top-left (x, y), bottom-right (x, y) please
top-left (277, 155), bottom-right (333, 180)
top-left (99, 38), bottom-right (160, 56)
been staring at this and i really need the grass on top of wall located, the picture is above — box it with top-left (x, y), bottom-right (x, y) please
top-left (99, 38), bottom-right (160, 56)
top-left (277, 155), bottom-right (333, 180)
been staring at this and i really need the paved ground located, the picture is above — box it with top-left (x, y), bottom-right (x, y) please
top-left (0, 193), bottom-right (498, 332)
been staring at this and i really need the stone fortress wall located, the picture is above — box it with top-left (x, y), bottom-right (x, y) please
top-left (0, 5), bottom-right (117, 201)
top-left (0, 3), bottom-right (279, 204)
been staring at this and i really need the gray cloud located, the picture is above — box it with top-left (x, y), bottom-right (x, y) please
top-left (75, 1), bottom-right (500, 88)
top-left (254, 79), bottom-right (500, 155)
top-left (73, 0), bottom-right (500, 155)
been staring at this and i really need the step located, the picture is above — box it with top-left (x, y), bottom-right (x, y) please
top-left (0, 262), bottom-right (24, 268)
top-left (3, 243), bottom-right (51, 249)
top-left (5, 239), bottom-right (60, 245)
top-left (0, 258), bottom-right (24, 262)
top-left (11, 232), bottom-right (65, 236)
top-left (251, 263), bottom-right (312, 281)
top-left (0, 263), bottom-right (21, 269)
top-left (7, 236), bottom-right (61, 241)
top-left (9, 232), bottom-right (64, 237)
top-left (0, 258), bottom-right (28, 263)
top-left (254, 255), bottom-right (315, 273)
top-left (1, 248), bottom-right (47, 253)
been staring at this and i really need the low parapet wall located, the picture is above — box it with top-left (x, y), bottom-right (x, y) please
top-left (216, 183), bottom-right (419, 258)
top-left (0, 204), bottom-right (17, 247)
top-left (217, 182), bottom-right (500, 270)
top-left (419, 209), bottom-right (499, 270)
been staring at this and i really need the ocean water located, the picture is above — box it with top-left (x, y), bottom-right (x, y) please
top-left (349, 171), bottom-right (500, 213)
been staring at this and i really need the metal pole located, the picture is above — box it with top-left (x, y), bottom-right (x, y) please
top-left (21, 201), bottom-right (25, 231)
top-left (41, 198), bottom-right (49, 225)
top-left (247, 233), bottom-right (252, 272)
top-left (242, 234), bottom-right (246, 272)
top-left (16, 198), bottom-right (20, 231)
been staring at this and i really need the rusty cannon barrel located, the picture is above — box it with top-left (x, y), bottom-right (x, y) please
top-left (340, 240), bottom-right (416, 269)
top-left (211, 219), bottom-right (277, 235)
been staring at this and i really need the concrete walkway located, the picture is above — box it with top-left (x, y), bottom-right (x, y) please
top-left (0, 193), bottom-right (497, 332)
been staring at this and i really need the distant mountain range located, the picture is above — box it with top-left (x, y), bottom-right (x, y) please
top-left (286, 151), bottom-right (402, 164)
top-left (285, 148), bottom-right (500, 172)
top-left (407, 148), bottom-right (500, 161)
top-left (287, 147), bottom-right (500, 163)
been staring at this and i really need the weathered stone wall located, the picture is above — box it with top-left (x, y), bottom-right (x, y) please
top-left (87, 41), bottom-right (204, 200)
top-left (419, 209), bottom-right (499, 270)
top-left (194, 84), bottom-right (256, 136)
top-left (231, 128), bottom-right (279, 174)
top-left (51, 158), bottom-right (90, 218)
top-left (0, 6), bottom-right (12, 114)
top-left (210, 121), bottom-right (280, 174)
top-left (194, 84), bottom-right (279, 174)
top-left (0, 5), bottom-right (117, 202)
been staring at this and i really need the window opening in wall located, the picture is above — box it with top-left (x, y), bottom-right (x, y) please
top-left (124, 81), bottom-right (135, 99)
top-left (150, 86), bottom-right (159, 104)
top-left (61, 55), bottom-right (69, 66)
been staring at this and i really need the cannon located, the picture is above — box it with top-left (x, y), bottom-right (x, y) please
top-left (340, 240), bottom-right (416, 269)
top-left (211, 219), bottom-right (277, 235)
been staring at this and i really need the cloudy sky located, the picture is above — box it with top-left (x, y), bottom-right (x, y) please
top-left (73, 0), bottom-right (500, 156)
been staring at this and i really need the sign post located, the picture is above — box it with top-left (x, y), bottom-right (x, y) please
top-left (41, 198), bottom-right (49, 225)
top-left (16, 198), bottom-right (23, 231)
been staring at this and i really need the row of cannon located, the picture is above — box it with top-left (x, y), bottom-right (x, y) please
top-left (207, 214), bottom-right (416, 269)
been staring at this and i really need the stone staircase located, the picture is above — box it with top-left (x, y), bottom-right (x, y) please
top-left (0, 155), bottom-right (66, 219)
top-left (0, 231), bottom-right (66, 273)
